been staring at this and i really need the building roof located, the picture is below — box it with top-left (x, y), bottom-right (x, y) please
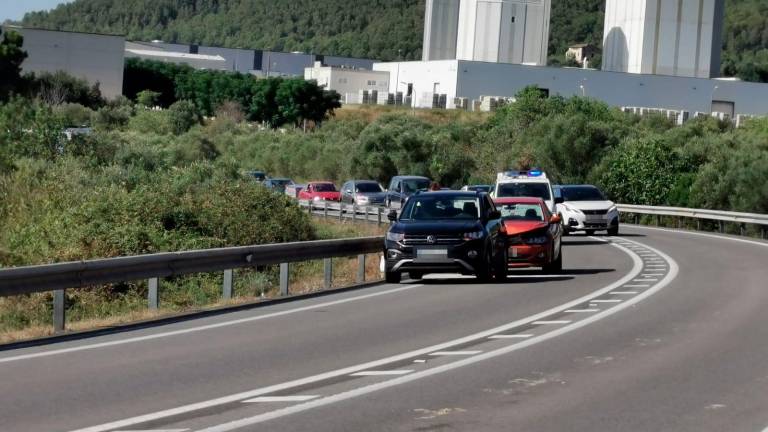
top-left (125, 48), bottom-right (226, 62)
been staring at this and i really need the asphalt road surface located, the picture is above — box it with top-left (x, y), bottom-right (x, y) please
top-left (2, 226), bottom-right (768, 432)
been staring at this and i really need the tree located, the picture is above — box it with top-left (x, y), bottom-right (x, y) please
top-left (168, 100), bottom-right (200, 135)
top-left (136, 90), bottom-right (161, 107)
top-left (250, 77), bottom-right (284, 127)
top-left (0, 28), bottom-right (27, 101)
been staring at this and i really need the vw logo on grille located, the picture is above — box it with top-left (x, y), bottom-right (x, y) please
top-left (426, 235), bottom-right (437, 244)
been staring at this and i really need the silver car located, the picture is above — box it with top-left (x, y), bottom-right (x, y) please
top-left (341, 180), bottom-right (387, 206)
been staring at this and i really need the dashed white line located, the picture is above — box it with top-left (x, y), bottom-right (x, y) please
top-left (592, 299), bottom-right (622, 303)
top-left (611, 291), bottom-right (639, 295)
top-left (532, 320), bottom-right (572, 325)
top-left (413, 359), bottom-right (427, 363)
top-left (634, 279), bottom-right (658, 282)
top-left (624, 284), bottom-right (650, 288)
top-left (564, 309), bottom-right (600, 313)
top-left (350, 370), bottom-right (414, 376)
top-left (114, 430), bottom-right (190, 432)
top-left (488, 334), bottom-right (534, 339)
top-left (242, 396), bottom-right (319, 403)
top-left (429, 351), bottom-right (482, 356)
top-left (641, 273), bottom-right (664, 277)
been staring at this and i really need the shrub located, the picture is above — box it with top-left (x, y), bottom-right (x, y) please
top-left (168, 100), bottom-right (201, 135)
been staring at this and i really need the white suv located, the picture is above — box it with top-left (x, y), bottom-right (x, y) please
top-left (554, 185), bottom-right (619, 235)
top-left (491, 170), bottom-right (557, 212)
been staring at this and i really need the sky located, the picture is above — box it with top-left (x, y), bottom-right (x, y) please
top-left (1, 0), bottom-right (73, 23)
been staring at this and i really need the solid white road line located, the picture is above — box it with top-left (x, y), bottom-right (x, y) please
top-left (564, 309), bottom-right (600, 313)
top-left (0, 284), bottom-right (426, 364)
top-left (191, 238), bottom-right (679, 432)
top-left (429, 351), bottom-right (482, 356)
top-left (67, 238), bottom-right (648, 432)
top-left (488, 334), bottom-right (534, 339)
top-left (242, 396), bottom-right (319, 403)
top-left (532, 320), bottom-right (572, 325)
top-left (350, 370), bottom-right (414, 376)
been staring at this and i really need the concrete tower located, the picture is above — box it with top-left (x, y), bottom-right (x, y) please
top-left (603, 0), bottom-right (725, 78)
top-left (422, 0), bottom-right (462, 61)
top-left (455, 0), bottom-right (551, 65)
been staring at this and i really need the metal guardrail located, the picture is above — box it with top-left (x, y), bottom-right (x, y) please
top-left (298, 200), bottom-right (390, 225)
top-left (617, 204), bottom-right (768, 236)
top-left (0, 237), bottom-right (384, 333)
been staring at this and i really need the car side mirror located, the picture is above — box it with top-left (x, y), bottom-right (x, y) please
top-left (387, 210), bottom-right (398, 222)
top-left (550, 214), bottom-right (562, 224)
top-left (489, 210), bottom-right (501, 220)
top-left (555, 197), bottom-right (564, 205)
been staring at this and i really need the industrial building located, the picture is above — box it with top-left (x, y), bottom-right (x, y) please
top-left (374, 60), bottom-right (768, 117)
top-left (4, 26), bottom-right (125, 99)
top-left (304, 62), bottom-right (390, 104)
top-left (603, 0), bottom-right (725, 78)
top-left (422, 0), bottom-right (551, 66)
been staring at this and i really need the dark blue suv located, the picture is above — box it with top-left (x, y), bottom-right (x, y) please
top-left (385, 176), bottom-right (431, 209)
top-left (384, 191), bottom-right (506, 283)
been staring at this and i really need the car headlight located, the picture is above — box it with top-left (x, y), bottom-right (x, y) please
top-left (386, 231), bottom-right (405, 243)
top-left (313, 196), bottom-right (321, 202)
top-left (463, 231), bottom-right (484, 241)
top-left (608, 205), bottom-right (618, 213)
top-left (524, 236), bottom-right (549, 244)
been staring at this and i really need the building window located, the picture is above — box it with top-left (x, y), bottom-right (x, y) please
top-left (367, 80), bottom-right (377, 86)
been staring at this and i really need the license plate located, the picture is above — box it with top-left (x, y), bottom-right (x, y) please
top-left (416, 249), bottom-right (448, 261)
top-left (586, 215), bottom-right (603, 221)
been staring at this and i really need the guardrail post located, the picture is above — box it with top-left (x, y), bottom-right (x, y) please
top-left (762, 227), bottom-right (766, 240)
top-left (53, 289), bottom-right (66, 333)
top-left (357, 254), bottom-right (366, 283)
top-left (719, 221), bottom-right (724, 233)
top-left (339, 204), bottom-right (343, 221)
top-left (697, 219), bottom-right (701, 231)
top-left (323, 201), bottom-right (328, 218)
top-left (148, 277), bottom-right (159, 310)
top-left (352, 204), bottom-right (357, 221)
top-left (377, 207), bottom-right (382, 225)
top-left (323, 258), bottom-right (333, 289)
top-left (740, 223), bottom-right (746, 236)
top-left (279, 263), bottom-right (289, 296)
top-left (222, 269), bottom-right (234, 300)
top-left (655, 215), bottom-right (660, 227)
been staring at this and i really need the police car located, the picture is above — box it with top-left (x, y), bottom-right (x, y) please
top-left (554, 184), bottom-right (620, 235)
top-left (490, 169), bottom-right (559, 213)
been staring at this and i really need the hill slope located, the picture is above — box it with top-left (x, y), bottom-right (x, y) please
top-left (19, 0), bottom-right (768, 82)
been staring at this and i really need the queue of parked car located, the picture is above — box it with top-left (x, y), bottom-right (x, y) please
top-left (246, 168), bottom-right (620, 283)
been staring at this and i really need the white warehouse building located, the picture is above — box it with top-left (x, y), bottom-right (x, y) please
top-left (374, 60), bottom-right (768, 117)
top-left (304, 62), bottom-right (390, 104)
top-left (603, 0), bottom-right (726, 78)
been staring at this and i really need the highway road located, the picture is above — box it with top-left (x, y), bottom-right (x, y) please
top-left (2, 225), bottom-right (768, 432)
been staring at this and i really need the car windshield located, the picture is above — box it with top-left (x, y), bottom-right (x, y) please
top-left (356, 183), bottom-right (382, 193)
top-left (249, 172), bottom-right (266, 180)
top-left (498, 203), bottom-right (545, 222)
top-left (562, 186), bottom-right (606, 201)
top-left (402, 179), bottom-right (431, 194)
top-left (497, 183), bottom-right (551, 200)
top-left (401, 197), bottom-right (481, 220)
top-left (313, 183), bottom-right (337, 192)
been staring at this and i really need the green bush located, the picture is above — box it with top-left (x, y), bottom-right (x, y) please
top-left (168, 100), bottom-right (201, 135)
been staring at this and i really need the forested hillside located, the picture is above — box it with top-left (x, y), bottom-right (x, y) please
top-left (16, 0), bottom-right (768, 82)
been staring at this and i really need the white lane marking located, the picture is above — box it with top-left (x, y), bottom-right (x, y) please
top-left (623, 284), bottom-right (650, 288)
top-left (646, 265), bottom-right (667, 268)
top-left (488, 334), bottom-right (534, 339)
top-left (611, 291), bottom-right (639, 295)
top-left (633, 279), bottom-right (658, 282)
top-left (628, 225), bottom-right (768, 250)
top-left (242, 396), bottom-right (319, 403)
top-left (642, 273), bottom-right (664, 276)
top-left (0, 284), bottom-right (425, 364)
top-left (349, 370), bottom-right (414, 376)
top-left (66, 239), bottom-right (645, 432)
top-left (592, 299), bottom-right (622, 303)
top-left (564, 309), bottom-right (599, 313)
top-left (193, 238), bottom-right (679, 432)
top-left (532, 320), bottom-right (572, 325)
top-left (429, 351), bottom-right (482, 356)
top-left (114, 430), bottom-right (190, 432)
top-left (413, 359), bottom-right (427, 363)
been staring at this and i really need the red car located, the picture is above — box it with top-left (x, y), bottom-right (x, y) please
top-left (494, 197), bottom-right (563, 273)
top-left (298, 182), bottom-right (341, 203)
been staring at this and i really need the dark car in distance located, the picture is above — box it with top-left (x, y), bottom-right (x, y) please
top-left (384, 191), bottom-right (507, 283)
top-left (263, 178), bottom-right (294, 194)
top-left (341, 180), bottom-right (387, 206)
top-left (385, 176), bottom-right (431, 209)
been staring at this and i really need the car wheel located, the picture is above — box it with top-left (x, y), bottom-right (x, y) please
top-left (494, 249), bottom-right (508, 282)
top-left (408, 272), bottom-right (424, 280)
top-left (385, 271), bottom-right (401, 284)
top-left (608, 225), bottom-right (619, 236)
top-left (476, 250), bottom-right (493, 283)
top-left (543, 246), bottom-right (563, 274)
